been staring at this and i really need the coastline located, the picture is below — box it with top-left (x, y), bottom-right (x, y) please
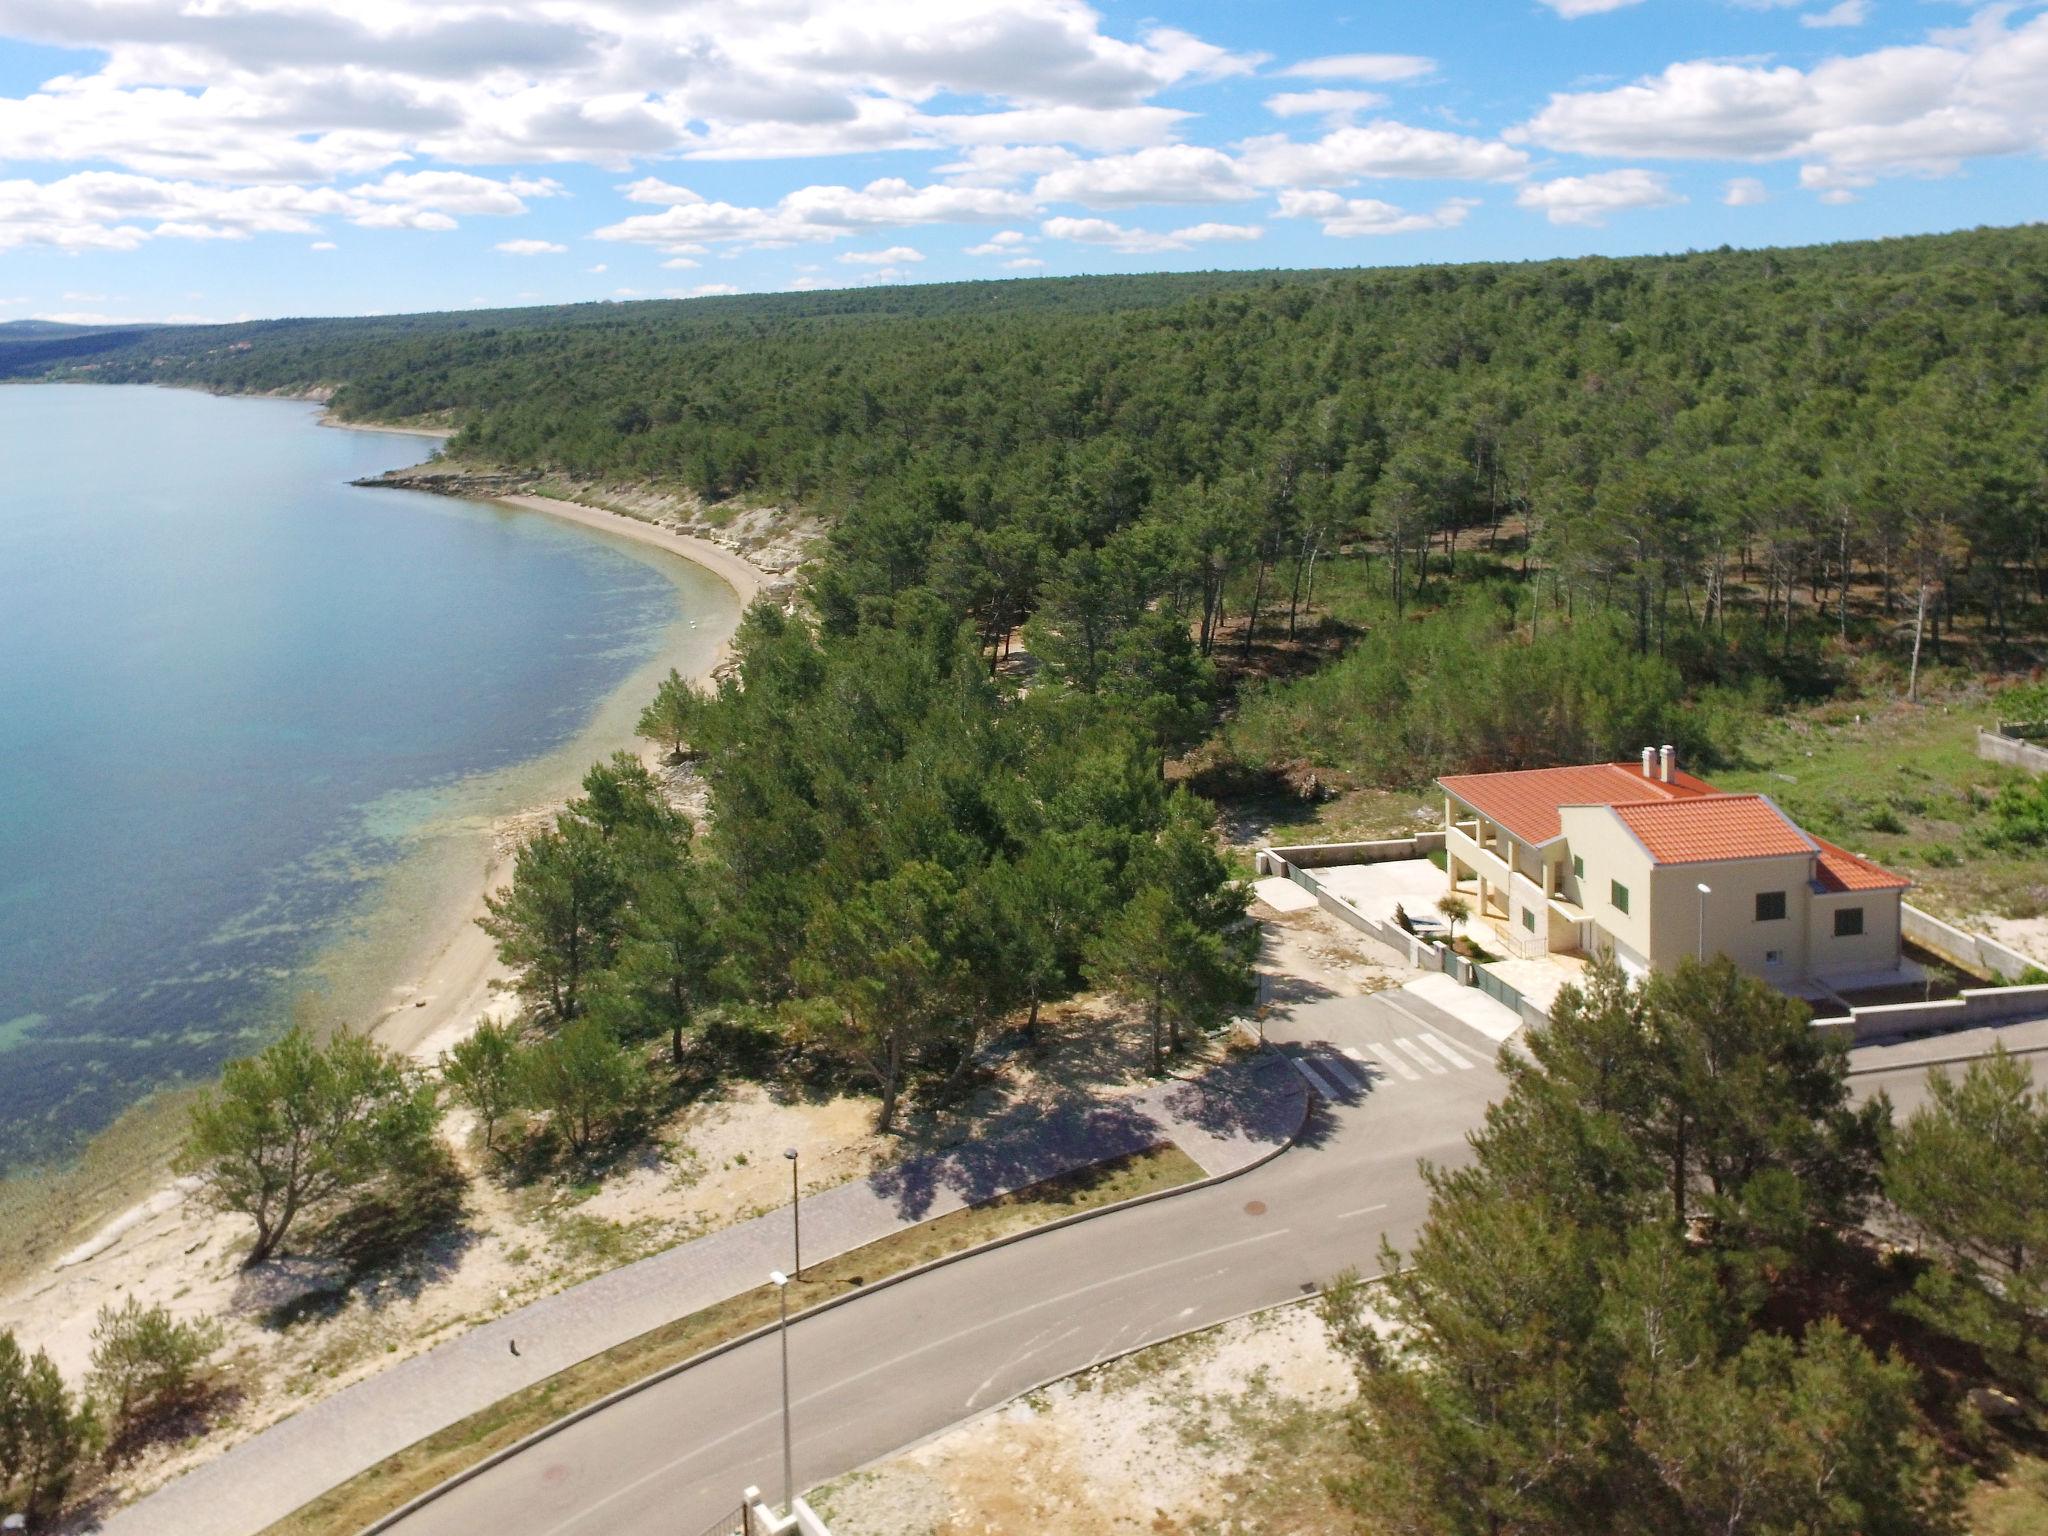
top-left (342, 485), bottom-right (767, 1066)
top-left (0, 420), bottom-right (774, 1286)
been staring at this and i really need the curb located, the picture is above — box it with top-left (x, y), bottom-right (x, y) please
top-left (820, 1247), bottom-right (1399, 1492)
top-left (355, 1054), bottom-right (1313, 1536)
top-left (1847, 1039), bottom-right (2048, 1078)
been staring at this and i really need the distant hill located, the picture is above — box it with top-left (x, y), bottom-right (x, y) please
top-left (0, 318), bottom-right (165, 377)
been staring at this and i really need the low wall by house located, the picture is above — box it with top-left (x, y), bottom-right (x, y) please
top-left (1978, 726), bottom-right (2048, 776)
top-left (1810, 982), bottom-right (2048, 1043)
top-left (1255, 832), bottom-right (1444, 875)
top-left (1902, 903), bottom-right (2041, 983)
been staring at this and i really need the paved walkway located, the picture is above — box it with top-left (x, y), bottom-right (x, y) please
top-left (101, 1053), bottom-right (1302, 1536)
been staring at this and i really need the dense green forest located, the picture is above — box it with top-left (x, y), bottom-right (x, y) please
top-left (39, 227), bottom-right (2047, 758)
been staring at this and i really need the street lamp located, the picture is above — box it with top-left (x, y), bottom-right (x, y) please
top-left (783, 1147), bottom-right (800, 1279)
top-left (770, 1270), bottom-right (794, 1517)
top-left (1695, 882), bottom-right (1712, 961)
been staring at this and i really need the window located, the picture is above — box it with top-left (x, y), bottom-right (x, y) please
top-left (1765, 948), bottom-right (1785, 966)
top-left (1834, 906), bottom-right (1865, 938)
top-left (1572, 855), bottom-right (1584, 880)
top-left (1522, 908), bottom-right (1536, 932)
top-left (1755, 890), bottom-right (1787, 922)
top-left (1610, 880), bottom-right (1630, 914)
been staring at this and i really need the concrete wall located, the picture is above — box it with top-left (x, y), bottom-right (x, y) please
top-left (1809, 982), bottom-right (2048, 1042)
top-left (1978, 727), bottom-right (2048, 776)
top-left (1257, 832), bottom-right (1445, 875)
top-left (1902, 903), bottom-right (2042, 982)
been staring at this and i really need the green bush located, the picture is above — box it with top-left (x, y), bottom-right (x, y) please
top-left (1988, 777), bottom-right (2048, 849)
top-left (87, 1295), bottom-right (225, 1433)
top-left (1864, 803), bottom-right (1908, 835)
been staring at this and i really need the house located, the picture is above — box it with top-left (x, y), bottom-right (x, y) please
top-left (1436, 746), bottom-right (1911, 988)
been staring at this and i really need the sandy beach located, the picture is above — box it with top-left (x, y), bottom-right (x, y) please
top-left (0, 470), bottom-right (778, 1453)
top-left (351, 489), bottom-right (768, 1065)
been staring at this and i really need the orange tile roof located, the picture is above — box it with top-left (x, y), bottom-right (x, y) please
top-left (1437, 762), bottom-right (1719, 845)
top-left (1608, 794), bottom-right (1816, 865)
top-left (1812, 838), bottom-right (1913, 893)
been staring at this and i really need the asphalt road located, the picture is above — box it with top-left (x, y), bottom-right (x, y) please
top-left (384, 986), bottom-right (1507, 1536)
top-left (382, 998), bottom-right (2046, 1536)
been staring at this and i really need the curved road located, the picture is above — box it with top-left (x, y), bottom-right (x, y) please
top-left (384, 1003), bottom-right (2048, 1536)
top-left (385, 986), bottom-right (1506, 1536)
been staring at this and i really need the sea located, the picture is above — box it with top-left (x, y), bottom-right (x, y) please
top-left (0, 384), bottom-right (738, 1171)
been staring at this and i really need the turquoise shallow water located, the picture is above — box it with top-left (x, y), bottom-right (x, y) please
top-left (0, 385), bottom-right (732, 1169)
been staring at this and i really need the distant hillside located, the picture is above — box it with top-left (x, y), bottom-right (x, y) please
top-left (0, 318), bottom-right (164, 378)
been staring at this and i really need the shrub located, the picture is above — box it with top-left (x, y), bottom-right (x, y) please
top-left (87, 1296), bottom-right (225, 1432)
top-left (1864, 803), bottom-right (1908, 835)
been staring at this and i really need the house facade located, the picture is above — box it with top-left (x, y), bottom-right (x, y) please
top-left (1437, 747), bottom-right (1911, 988)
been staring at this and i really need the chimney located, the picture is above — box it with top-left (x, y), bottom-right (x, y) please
top-left (1659, 744), bottom-right (1675, 783)
top-left (1641, 747), bottom-right (1656, 778)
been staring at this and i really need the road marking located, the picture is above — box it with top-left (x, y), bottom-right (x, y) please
top-left (1418, 1031), bottom-right (1476, 1070)
top-left (1391, 1037), bottom-right (1448, 1076)
top-left (1365, 1041), bottom-right (1420, 1082)
top-left (544, 1228), bottom-right (1293, 1536)
top-left (1318, 1051), bottom-right (1369, 1091)
top-left (1289, 1055), bottom-right (1343, 1099)
top-left (1337, 1203), bottom-right (1389, 1220)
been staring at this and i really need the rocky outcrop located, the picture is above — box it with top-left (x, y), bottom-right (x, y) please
top-left (352, 469), bottom-right (541, 496)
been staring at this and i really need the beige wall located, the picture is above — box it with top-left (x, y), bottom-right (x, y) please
top-left (1648, 854), bottom-right (1815, 979)
top-left (1557, 805), bottom-right (1657, 970)
top-left (1807, 890), bottom-right (1902, 978)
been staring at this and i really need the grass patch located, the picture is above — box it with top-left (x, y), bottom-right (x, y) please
top-left (1969, 1445), bottom-right (2048, 1536)
top-left (253, 1143), bottom-right (1204, 1536)
top-left (1715, 693), bottom-right (2045, 923)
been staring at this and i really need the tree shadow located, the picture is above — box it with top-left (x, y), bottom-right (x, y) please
top-left (101, 1379), bottom-right (246, 1468)
top-left (248, 1149), bottom-right (479, 1328)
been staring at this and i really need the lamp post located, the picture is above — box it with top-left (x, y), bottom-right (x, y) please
top-left (770, 1270), bottom-right (794, 1517)
top-left (783, 1147), bottom-right (800, 1280)
top-left (1695, 882), bottom-right (1712, 961)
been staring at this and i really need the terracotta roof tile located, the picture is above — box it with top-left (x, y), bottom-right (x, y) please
top-left (1607, 794), bottom-right (1816, 865)
top-left (1437, 762), bottom-right (1718, 845)
top-left (1812, 838), bottom-right (1913, 893)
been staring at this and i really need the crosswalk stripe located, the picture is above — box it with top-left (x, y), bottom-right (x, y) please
top-left (1289, 1056), bottom-right (1343, 1099)
top-left (1392, 1037), bottom-right (1448, 1075)
top-left (1418, 1031), bottom-right (1477, 1070)
top-left (1320, 1052), bottom-right (1368, 1091)
top-left (1365, 1042), bottom-right (1421, 1082)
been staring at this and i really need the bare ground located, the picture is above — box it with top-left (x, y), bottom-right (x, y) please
top-left (809, 1301), bottom-right (1373, 1536)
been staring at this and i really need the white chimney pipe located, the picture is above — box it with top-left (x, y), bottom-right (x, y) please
top-left (1660, 744), bottom-right (1675, 783)
top-left (1641, 747), bottom-right (1656, 778)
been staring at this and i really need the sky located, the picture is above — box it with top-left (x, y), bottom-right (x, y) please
top-left (0, 0), bottom-right (2042, 325)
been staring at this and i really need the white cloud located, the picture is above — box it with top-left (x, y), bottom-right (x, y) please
top-left (1803, 0), bottom-right (1871, 28)
top-left (1538, 0), bottom-right (1648, 15)
top-left (965, 229), bottom-right (1032, 254)
top-left (309, 239), bottom-right (336, 250)
top-left (0, 1), bottom-right (1257, 183)
top-left (1275, 190), bottom-right (1478, 236)
top-left (496, 237), bottom-right (566, 255)
top-left (1236, 122), bottom-right (1530, 185)
top-left (690, 283), bottom-right (741, 297)
top-left (838, 245), bottom-right (925, 264)
top-left (1515, 168), bottom-right (1685, 225)
top-left (587, 262), bottom-right (607, 273)
top-left (1032, 145), bottom-right (1254, 207)
top-left (1040, 215), bottom-right (1266, 252)
top-left (659, 255), bottom-right (699, 269)
top-left (1278, 54), bottom-right (1436, 83)
top-left (1722, 176), bottom-right (1769, 205)
top-left (596, 176), bottom-right (1035, 250)
top-left (0, 167), bottom-right (552, 252)
top-left (1513, 12), bottom-right (2048, 184)
top-left (1003, 256), bottom-right (1046, 268)
top-left (1263, 90), bottom-right (1388, 125)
